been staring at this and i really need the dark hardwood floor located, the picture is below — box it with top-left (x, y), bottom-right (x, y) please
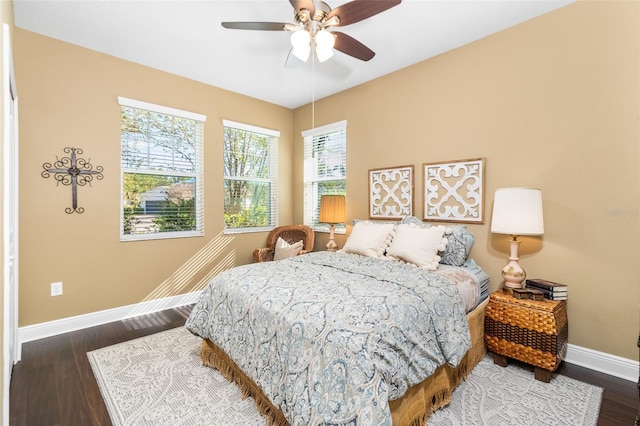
top-left (9, 305), bottom-right (639, 425)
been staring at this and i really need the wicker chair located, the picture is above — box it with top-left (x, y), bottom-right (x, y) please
top-left (253, 225), bottom-right (315, 262)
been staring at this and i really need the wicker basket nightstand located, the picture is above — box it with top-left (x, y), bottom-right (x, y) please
top-left (485, 289), bottom-right (568, 382)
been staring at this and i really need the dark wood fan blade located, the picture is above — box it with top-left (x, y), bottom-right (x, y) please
top-left (333, 31), bottom-right (375, 61)
top-left (221, 22), bottom-right (288, 31)
top-left (290, 0), bottom-right (315, 15)
top-left (326, 0), bottom-right (401, 27)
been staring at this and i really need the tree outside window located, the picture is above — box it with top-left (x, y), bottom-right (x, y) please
top-left (119, 97), bottom-right (205, 241)
top-left (223, 120), bottom-right (279, 232)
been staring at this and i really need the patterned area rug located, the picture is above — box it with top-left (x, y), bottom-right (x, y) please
top-left (88, 327), bottom-right (603, 426)
top-left (429, 358), bottom-right (603, 426)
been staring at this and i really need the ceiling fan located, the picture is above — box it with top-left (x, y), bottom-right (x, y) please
top-left (221, 0), bottom-right (402, 66)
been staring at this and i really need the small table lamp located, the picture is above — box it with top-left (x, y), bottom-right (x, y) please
top-left (319, 195), bottom-right (346, 252)
top-left (491, 188), bottom-right (544, 289)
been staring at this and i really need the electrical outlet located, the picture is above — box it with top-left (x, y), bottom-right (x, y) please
top-left (51, 281), bottom-right (63, 297)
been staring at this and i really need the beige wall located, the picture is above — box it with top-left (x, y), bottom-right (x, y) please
top-left (14, 29), bottom-right (294, 326)
top-left (13, 0), bottom-right (639, 363)
top-left (294, 1), bottom-right (639, 360)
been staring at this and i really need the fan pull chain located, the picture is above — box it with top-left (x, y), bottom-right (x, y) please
top-left (311, 42), bottom-right (315, 130)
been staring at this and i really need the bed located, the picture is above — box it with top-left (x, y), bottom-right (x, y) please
top-left (186, 218), bottom-right (489, 425)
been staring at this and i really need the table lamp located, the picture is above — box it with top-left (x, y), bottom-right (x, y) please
top-left (491, 188), bottom-right (544, 289)
top-left (319, 195), bottom-right (346, 252)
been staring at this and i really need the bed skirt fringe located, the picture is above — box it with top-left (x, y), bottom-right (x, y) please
top-left (389, 298), bottom-right (488, 425)
top-left (200, 298), bottom-right (488, 426)
top-left (200, 338), bottom-right (289, 426)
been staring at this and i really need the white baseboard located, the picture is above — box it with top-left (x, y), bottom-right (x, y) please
top-left (18, 291), bottom-right (202, 344)
top-left (18, 294), bottom-right (639, 384)
top-left (565, 343), bottom-right (638, 382)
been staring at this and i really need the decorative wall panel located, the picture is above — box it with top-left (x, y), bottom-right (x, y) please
top-left (423, 158), bottom-right (485, 223)
top-left (369, 165), bottom-right (414, 219)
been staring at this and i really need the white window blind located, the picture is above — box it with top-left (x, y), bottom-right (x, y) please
top-left (303, 120), bottom-right (347, 232)
top-left (119, 97), bottom-right (206, 241)
top-left (223, 119), bottom-right (279, 233)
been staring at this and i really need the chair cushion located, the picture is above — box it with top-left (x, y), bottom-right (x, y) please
top-left (273, 237), bottom-right (304, 261)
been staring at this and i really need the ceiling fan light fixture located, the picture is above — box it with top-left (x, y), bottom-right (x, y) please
top-left (316, 46), bottom-right (333, 62)
top-left (315, 29), bottom-right (335, 50)
top-left (324, 15), bottom-right (340, 27)
top-left (293, 45), bottom-right (311, 62)
top-left (315, 29), bottom-right (335, 62)
top-left (291, 28), bottom-right (311, 48)
top-left (222, 0), bottom-right (403, 65)
top-left (291, 29), bottom-right (311, 62)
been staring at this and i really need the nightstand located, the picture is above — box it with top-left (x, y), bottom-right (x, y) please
top-left (485, 289), bottom-right (568, 382)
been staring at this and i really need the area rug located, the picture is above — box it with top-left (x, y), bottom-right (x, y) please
top-left (428, 357), bottom-right (603, 426)
top-left (88, 327), bottom-right (603, 426)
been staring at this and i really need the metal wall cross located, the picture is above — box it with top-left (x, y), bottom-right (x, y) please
top-left (42, 147), bottom-right (104, 214)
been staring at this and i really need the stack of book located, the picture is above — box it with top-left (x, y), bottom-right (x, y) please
top-left (525, 278), bottom-right (568, 300)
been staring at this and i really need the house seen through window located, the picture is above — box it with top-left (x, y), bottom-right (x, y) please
top-left (223, 120), bottom-right (279, 233)
top-left (303, 120), bottom-right (347, 232)
top-left (119, 97), bottom-right (206, 241)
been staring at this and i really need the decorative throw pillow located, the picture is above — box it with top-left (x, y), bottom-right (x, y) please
top-left (439, 225), bottom-right (474, 266)
top-left (400, 216), bottom-right (474, 266)
top-left (273, 237), bottom-right (304, 261)
top-left (386, 223), bottom-right (447, 270)
top-left (341, 221), bottom-right (396, 258)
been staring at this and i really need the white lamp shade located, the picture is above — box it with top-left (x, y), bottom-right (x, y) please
top-left (316, 44), bottom-right (334, 62)
top-left (316, 30), bottom-right (336, 62)
top-left (292, 45), bottom-right (311, 62)
top-left (291, 29), bottom-right (311, 48)
top-left (291, 30), bottom-right (311, 62)
top-left (319, 195), bottom-right (346, 224)
top-left (315, 29), bottom-right (335, 50)
top-left (491, 188), bottom-right (544, 235)
top-left (315, 29), bottom-right (335, 62)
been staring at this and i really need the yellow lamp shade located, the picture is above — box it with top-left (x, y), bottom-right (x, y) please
top-left (319, 195), bottom-right (346, 224)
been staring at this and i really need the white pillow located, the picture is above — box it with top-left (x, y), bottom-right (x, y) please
top-left (341, 221), bottom-right (395, 258)
top-left (386, 223), bottom-right (447, 270)
top-left (273, 237), bottom-right (304, 261)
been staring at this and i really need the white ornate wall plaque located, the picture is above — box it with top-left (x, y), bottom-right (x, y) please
top-left (369, 165), bottom-right (414, 219)
top-left (423, 158), bottom-right (485, 223)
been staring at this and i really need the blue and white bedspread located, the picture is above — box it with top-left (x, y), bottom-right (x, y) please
top-left (186, 251), bottom-right (471, 426)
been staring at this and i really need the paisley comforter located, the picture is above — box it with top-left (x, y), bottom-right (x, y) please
top-left (186, 251), bottom-right (471, 426)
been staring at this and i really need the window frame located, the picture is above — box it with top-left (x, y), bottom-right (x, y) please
top-left (302, 120), bottom-right (347, 234)
top-left (119, 97), bottom-right (206, 242)
top-left (222, 119), bottom-right (280, 235)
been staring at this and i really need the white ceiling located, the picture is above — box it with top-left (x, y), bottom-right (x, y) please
top-left (13, 0), bottom-right (573, 109)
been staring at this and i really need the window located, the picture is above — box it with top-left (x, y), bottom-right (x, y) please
top-left (119, 97), bottom-right (206, 241)
top-left (303, 120), bottom-right (347, 232)
top-left (223, 120), bottom-right (279, 233)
